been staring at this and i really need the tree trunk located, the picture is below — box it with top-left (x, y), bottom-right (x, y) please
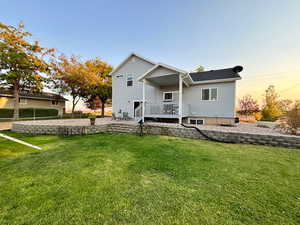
top-left (71, 96), bottom-right (80, 118)
top-left (101, 101), bottom-right (105, 118)
top-left (71, 103), bottom-right (75, 118)
top-left (13, 84), bottom-right (20, 120)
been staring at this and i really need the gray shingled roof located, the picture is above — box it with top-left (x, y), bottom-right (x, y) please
top-left (189, 66), bottom-right (243, 82)
top-left (0, 89), bottom-right (68, 101)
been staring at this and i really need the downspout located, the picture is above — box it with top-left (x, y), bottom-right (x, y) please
top-left (178, 74), bottom-right (183, 124)
top-left (142, 79), bottom-right (146, 122)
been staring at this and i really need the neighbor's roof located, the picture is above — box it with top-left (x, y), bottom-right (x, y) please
top-left (0, 89), bottom-right (68, 101)
top-left (189, 66), bottom-right (243, 83)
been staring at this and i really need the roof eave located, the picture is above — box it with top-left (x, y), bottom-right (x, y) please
top-left (0, 94), bottom-right (67, 101)
top-left (191, 77), bottom-right (241, 85)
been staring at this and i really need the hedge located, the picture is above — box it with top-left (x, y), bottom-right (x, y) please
top-left (0, 108), bottom-right (59, 118)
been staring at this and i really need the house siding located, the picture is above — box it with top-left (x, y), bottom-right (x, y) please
top-left (112, 55), bottom-right (155, 117)
top-left (0, 97), bottom-right (65, 115)
top-left (182, 81), bottom-right (236, 118)
top-left (112, 55), bottom-right (238, 121)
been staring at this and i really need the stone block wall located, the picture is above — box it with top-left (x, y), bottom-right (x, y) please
top-left (11, 122), bottom-right (300, 149)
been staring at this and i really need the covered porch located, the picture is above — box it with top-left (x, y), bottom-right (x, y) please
top-left (137, 64), bottom-right (191, 123)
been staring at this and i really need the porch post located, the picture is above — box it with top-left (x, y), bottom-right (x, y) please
top-left (142, 79), bottom-right (145, 122)
top-left (179, 74), bottom-right (183, 124)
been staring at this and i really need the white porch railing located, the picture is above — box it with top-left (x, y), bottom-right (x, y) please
top-left (145, 102), bottom-right (179, 116)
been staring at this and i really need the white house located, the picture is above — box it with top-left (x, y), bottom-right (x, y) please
top-left (111, 53), bottom-right (242, 125)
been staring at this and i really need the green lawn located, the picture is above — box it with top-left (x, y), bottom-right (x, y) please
top-left (0, 132), bottom-right (299, 225)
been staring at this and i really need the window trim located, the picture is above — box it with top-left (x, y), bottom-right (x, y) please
top-left (126, 75), bottom-right (133, 87)
top-left (201, 87), bottom-right (218, 101)
top-left (163, 92), bottom-right (173, 102)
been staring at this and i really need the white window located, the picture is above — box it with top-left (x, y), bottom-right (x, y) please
top-left (163, 92), bottom-right (173, 102)
top-left (201, 88), bottom-right (218, 101)
top-left (127, 76), bottom-right (133, 87)
top-left (19, 98), bottom-right (27, 104)
top-left (51, 100), bottom-right (59, 105)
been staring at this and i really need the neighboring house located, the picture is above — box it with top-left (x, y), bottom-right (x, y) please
top-left (111, 53), bottom-right (242, 125)
top-left (0, 89), bottom-right (67, 116)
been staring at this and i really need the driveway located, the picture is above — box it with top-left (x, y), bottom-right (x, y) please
top-left (0, 122), bottom-right (12, 130)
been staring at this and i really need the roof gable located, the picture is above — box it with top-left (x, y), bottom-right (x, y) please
top-left (110, 53), bottom-right (156, 76)
top-left (138, 63), bottom-right (187, 81)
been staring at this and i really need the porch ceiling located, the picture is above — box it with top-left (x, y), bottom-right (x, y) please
top-left (146, 73), bottom-right (179, 86)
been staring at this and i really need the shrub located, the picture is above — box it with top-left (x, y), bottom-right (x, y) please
top-left (238, 95), bottom-right (260, 118)
top-left (276, 102), bottom-right (300, 135)
top-left (0, 108), bottom-right (58, 118)
top-left (254, 112), bottom-right (262, 121)
top-left (34, 108), bottom-right (58, 117)
top-left (261, 85), bottom-right (283, 121)
top-left (0, 109), bottom-right (14, 118)
top-left (20, 108), bottom-right (34, 118)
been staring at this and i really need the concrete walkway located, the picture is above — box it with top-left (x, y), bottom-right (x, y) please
top-left (0, 122), bottom-right (12, 130)
top-left (0, 133), bottom-right (42, 150)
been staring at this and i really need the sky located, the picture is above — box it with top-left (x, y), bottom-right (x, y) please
top-left (1, 0), bottom-right (300, 110)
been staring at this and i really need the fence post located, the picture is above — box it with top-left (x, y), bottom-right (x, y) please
top-left (33, 108), bottom-right (36, 120)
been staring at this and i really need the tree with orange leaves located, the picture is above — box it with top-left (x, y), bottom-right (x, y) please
top-left (0, 22), bottom-right (55, 119)
top-left (82, 58), bottom-right (113, 117)
top-left (50, 55), bottom-right (109, 115)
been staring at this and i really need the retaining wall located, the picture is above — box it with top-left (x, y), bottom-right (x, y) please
top-left (12, 122), bottom-right (300, 149)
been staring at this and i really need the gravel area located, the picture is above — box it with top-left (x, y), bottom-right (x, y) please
top-left (13, 118), bottom-right (299, 138)
top-left (146, 122), bottom-right (299, 137)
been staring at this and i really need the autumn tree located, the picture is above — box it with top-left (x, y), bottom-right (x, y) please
top-left (278, 99), bottom-right (293, 113)
top-left (285, 101), bottom-right (300, 134)
top-left (50, 54), bottom-right (99, 115)
top-left (261, 85), bottom-right (283, 121)
top-left (277, 101), bottom-right (300, 135)
top-left (82, 58), bottom-right (113, 117)
top-left (0, 23), bottom-right (54, 119)
top-left (238, 95), bottom-right (260, 119)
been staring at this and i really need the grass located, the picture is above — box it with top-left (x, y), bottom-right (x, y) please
top-left (0, 132), bottom-right (299, 225)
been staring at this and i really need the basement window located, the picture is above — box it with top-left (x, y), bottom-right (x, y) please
top-left (190, 119), bottom-right (196, 124)
top-left (196, 119), bottom-right (204, 125)
top-left (190, 119), bottom-right (204, 125)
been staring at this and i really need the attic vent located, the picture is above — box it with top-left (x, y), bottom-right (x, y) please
top-left (131, 57), bottom-right (136, 63)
